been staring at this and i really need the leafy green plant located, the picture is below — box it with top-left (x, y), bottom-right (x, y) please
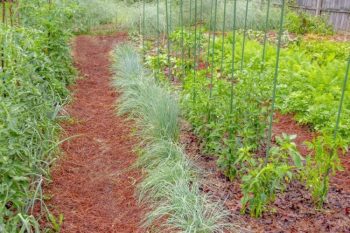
top-left (170, 29), bottom-right (205, 57)
top-left (285, 10), bottom-right (334, 35)
top-left (269, 134), bottom-right (304, 169)
top-left (241, 163), bottom-right (292, 217)
top-left (0, 0), bottom-right (76, 230)
top-left (218, 144), bottom-right (257, 180)
top-left (302, 136), bottom-right (346, 207)
top-left (240, 134), bottom-right (302, 217)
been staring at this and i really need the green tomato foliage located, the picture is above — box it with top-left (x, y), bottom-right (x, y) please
top-left (146, 21), bottom-right (349, 216)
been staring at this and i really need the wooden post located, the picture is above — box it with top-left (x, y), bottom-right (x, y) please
top-left (315, 0), bottom-right (322, 16)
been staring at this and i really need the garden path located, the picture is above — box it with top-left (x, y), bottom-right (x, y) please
top-left (44, 33), bottom-right (143, 233)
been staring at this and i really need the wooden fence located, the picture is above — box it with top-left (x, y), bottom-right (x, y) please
top-left (294, 0), bottom-right (350, 32)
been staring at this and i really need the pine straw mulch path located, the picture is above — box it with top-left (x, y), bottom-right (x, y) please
top-left (43, 33), bottom-right (144, 233)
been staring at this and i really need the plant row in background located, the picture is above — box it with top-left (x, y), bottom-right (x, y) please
top-left (0, 0), bottom-right (80, 231)
top-left (141, 1), bottom-right (349, 217)
top-left (70, 0), bottom-right (333, 35)
top-left (112, 44), bottom-right (231, 232)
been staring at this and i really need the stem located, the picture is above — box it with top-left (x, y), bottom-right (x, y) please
top-left (206, 0), bottom-right (214, 66)
top-left (142, 0), bottom-right (145, 59)
top-left (220, 0), bottom-right (227, 75)
top-left (180, 0), bottom-right (185, 79)
top-left (230, 0), bottom-right (237, 116)
top-left (208, 0), bottom-right (217, 121)
top-left (261, 0), bottom-right (271, 72)
top-left (193, 0), bottom-right (198, 103)
top-left (265, 0), bottom-right (286, 162)
top-left (322, 57), bottom-right (350, 203)
top-left (333, 57), bottom-right (350, 141)
top-left (229, 0), bottom-right (237, 143)
top-left (240, 0), bottom-right (249, 71)
top-left (2, 0), bottom-right (6, 70)
top-left (156, 0), bottom-right (160, 79)
top-left (165, 0), bottom-right (172, 80)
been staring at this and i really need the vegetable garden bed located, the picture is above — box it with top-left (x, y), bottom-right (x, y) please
top-left (136, 0), bottom-right (350, 230)
top-left (2, 0), bottom-right (350, 232)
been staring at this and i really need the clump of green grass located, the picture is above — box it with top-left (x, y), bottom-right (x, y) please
top-left (145, 180), bottom-right (231, 233)
top-left (137, 153), bottom-right (195, 203)
top-left (136, 140), bottom-right (187, 170)
top-left (113, 45), bottom-right (179, 141)
top-left (112, 44), bottom-right (232, 232)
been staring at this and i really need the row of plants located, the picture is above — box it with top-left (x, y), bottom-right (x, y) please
top-left (0, 0), bottom-right (79, 231)
top-left (207, 33), bottom-right (350, 140)
top-left (72, 0), bottom-right (334, 36)
top-left (145, 25), bottom-right (349, 217)
top-left (112, 44), bottom-right (231, 232)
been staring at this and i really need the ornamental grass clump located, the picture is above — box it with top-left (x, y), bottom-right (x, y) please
top-left (137, 154), bottom-right (195, 203)
top-left (113, 45), bottom-right (179, 141)
top-left (136, 139), bottom-right (187, 170)
top-left (112, 44), bottom-right (231, 232)
top-left (145, 180), bottom-right (231, 233)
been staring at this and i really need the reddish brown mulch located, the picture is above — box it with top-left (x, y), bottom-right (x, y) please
top-left (273, 112), bottom-right (316, 156)
top-left (333, 153), bottom-right (350, 194)
top-left (180, 114), bottom-right (350, 233)
top-left (304, 33), bottom-right (350, 42)
top-left (44, 33), bottom-right (144, 233)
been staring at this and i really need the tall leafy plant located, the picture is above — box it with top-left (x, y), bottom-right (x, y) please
top-left (0, 0), bottom-right (76, 231)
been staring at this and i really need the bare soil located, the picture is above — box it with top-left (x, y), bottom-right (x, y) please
top-left (43, 33), bottom-right (144, 233)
